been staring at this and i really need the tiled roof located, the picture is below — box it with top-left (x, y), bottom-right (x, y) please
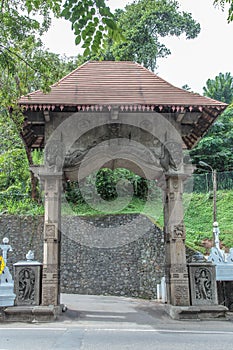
top-left (19, 61), bottom-right (227, 109)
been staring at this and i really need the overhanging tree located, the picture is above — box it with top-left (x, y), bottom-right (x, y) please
top-left (0, 50), bottom-right (79, 200)
top-left (0, 0), bottom-right (119, 201)
top-left (203, 72), bottom-right (233, 104)
top-left (191, 72), bottom-right (233, 172)
top-left (190, 107), bottom-right (233, 172)
top-left (85, 0), bottom-right (201, 71)
top-left (0, 0), bottom-right (118, 100)
top-left (214, 0), bottom-right (233, 22)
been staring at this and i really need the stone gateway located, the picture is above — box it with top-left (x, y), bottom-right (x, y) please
top-left (16, 61), bottom-right (227, 312)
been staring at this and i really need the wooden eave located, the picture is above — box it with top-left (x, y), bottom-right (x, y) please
top-left (18, 61), bottom-right (227, 150)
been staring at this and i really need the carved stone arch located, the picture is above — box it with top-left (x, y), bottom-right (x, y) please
top-left (63, 122), bottom-right (164, 181)
top-left (31, 110), bottom-right (193, 308)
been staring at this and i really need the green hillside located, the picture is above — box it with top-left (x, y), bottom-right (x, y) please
top-left (1, 190), bottom-right (233, 253)
top-left (184, 190), bottom-right (233, 252)
top-left (63, 190), bottom-right (233, 252)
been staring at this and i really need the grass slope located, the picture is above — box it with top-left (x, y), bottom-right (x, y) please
top-left (184, 190), bottom-right (233, 251)
top-left (1, 190), bottom-right (233, 251)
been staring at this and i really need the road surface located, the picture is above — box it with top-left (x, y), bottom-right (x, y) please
top-left (0, 294), bottom-right (233, 350)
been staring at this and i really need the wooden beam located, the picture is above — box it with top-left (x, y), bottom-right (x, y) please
top-left (176, 113), bottom-right (185, 122)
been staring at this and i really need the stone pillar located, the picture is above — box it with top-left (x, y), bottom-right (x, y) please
top-left (40, 172), bottom-right (62, 306)
top-left (164, 174), bottom-right (190, 306)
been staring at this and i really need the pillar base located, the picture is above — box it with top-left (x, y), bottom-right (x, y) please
top-left (0, 304), bottom-right (64, 323)
top-left (165, 304), bottom-right (228, 320)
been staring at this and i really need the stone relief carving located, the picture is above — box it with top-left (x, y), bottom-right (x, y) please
top-left (160, 141), bottom-right (183, 172)
top-left (172, 178), bottom-right (179, 190)
top-left (174, 285), bottom-right (189, 305)
top-left (63, 128), bottom-right (183, 176)
top-left (227, 248), bottom-right (233, 263)
top-left (46, 178), bottom-right (56, 191)
top-left (64, 140), bottom-right (163, 170)
top-left (19, 268), bottom-right (35, 303)
top-left (189, 264), bottom-right (217, 306)
top-left (77, 119), bottom-right (91, 129)
top-left (45, 140), bottom-right (64, 172)
top-left (42, 285), bottom-right (57, 306)
top-left (64, 135), bottom-right (109, 168)
top-left (45, 224), bottom-right (56, 239)
top-left (140, 120), bottom-right (153, 131)
top-left (64, 148), bottom-right (87, 167)
top-left (195, 268), bottom-right (212, 300)
top-left (173, 224), bottom-right (186, 239)
top-left (169, 193), bottom-right (176, 201)
top-left (108, 123), bottom-right (120, 138)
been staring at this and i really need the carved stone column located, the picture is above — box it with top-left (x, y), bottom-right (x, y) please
top-left (164, 173), bottom-right (190, 306)
top-left (40, 171), bottom-right (63, 306)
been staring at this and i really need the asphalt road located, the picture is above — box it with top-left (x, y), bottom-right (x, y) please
top-left (1, 294), bottom-right (233, 350)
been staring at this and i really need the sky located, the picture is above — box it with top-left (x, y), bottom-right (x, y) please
top-left (42, 0), bottom-right (233, 94)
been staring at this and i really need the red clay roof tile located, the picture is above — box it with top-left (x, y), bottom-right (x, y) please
top-left (18, 61), bottom-right (227, 108)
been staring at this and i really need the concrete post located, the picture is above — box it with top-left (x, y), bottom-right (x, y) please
top-left (164, 174), bottom-right (190, 306)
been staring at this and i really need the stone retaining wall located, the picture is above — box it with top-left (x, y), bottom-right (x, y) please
top-left (0, 214), bottom-right (165, 299)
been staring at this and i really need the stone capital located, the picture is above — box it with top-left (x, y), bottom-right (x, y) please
top-left (30, 166), bottom-right (63, 180)
top-left (165, 172), bottom-right (190, 182)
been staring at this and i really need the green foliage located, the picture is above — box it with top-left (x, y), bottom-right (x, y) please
top-left (191, 107), bottom-right (233, 171)
top-left (0, 149), bottom-right (30, 193)
top-left (65, 168), bottom-right (150, 204)
top-left (203, 72), bottom-right (233, 104)
top-left (96, 169), bottom-right (118, 200)
top-left (0, 0), bottom-right (64, 105)
top-left (64, 186), bottom-right (233, 252)
top-left (1, 46), bottom-right (80, 109)
top-left (0, 0), bottom-right (119, 202)
top-left (61, 0), bottom-right (121, 56)
top-left (32, 149), bottom-right (44, 165)
top-left (214, 0), bottom-right (233, 22)
top-left (0, 33), bottom-right (81, 197)
top-left (191, 78), bottom-right (233, 172)
top-left (0, 114), bottom-right (44, 211)
top-left (182, 84), bottom-right (192, 91)
top-left (0, 0), bottom-right (117, 109)
top-left (0, 198), bottom-right (44, 215)
top-left (134, 177), bottom-right (148, 199)
top-left (62, 196), bottom-right (148, 217)
top-left (184, 190), bottom-right (233, 251)
top-left (88, 0), bottom-right (200, 71)
top-left (193, 171), bottom-right (233, 192)
top-left (0, 111), bottom-right (30, 196)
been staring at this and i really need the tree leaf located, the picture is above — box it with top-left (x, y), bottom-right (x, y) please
top-left (75, 35), bottom-right (82, 45)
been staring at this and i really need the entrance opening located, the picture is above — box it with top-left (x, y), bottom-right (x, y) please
top-left (60, 167), bottom-right (164, 298)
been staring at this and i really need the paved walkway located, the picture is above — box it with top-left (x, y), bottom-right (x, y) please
top-left (60, 294), bottom-right (170, 328)
top-left (59, 294), bottom-right (233, 331)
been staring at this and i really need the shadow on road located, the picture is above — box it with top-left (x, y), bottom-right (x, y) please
top-left (59, 294), bottom-right (174, 327)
